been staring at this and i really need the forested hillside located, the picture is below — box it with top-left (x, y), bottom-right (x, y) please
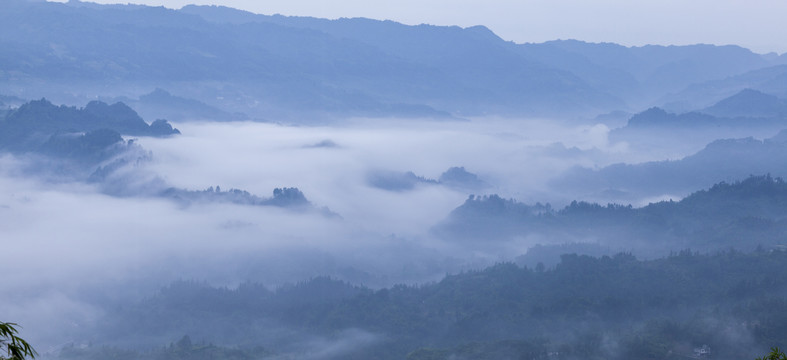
top-left (439, 175), bottom-right (787, 256)
top-left (74, 250), bottom-right (787, 360)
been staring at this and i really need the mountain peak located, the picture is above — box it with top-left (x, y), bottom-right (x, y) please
top-left (702, 88), bottom-right (786, 118)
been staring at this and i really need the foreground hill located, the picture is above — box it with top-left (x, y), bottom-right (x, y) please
top-left (77, 250), bottom-right (787, 360)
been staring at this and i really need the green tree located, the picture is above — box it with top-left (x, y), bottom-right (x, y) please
top-left (758, 347), bottom-right (787, 360)
top-left (0, 322), bottom-right (36, 360)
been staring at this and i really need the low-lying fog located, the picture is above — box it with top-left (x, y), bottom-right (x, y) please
top-left (138, 117), bottom-right (640, 211)
top-left (0, 116), bottom-right (713, 349)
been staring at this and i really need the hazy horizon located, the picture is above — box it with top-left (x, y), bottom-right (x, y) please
top-left (48, 0), bottom-right (787, 54)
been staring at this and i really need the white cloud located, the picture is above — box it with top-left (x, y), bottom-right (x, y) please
top-left (0, 116), bottom-right (705, 349)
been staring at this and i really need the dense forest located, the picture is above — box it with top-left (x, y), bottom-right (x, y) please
top-left (62, 250), bottom-right (787, 360)
top-left (437, 174), bottom-right (787, 257)
top-left (0, 99), bottom-right (179, 152)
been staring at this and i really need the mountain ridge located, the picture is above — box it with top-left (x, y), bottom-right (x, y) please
top-left (1, 0), bottom-right (785, 120)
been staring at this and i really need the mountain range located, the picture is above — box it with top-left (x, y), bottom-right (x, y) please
top-left (1, 0), bottom-right (786, 121)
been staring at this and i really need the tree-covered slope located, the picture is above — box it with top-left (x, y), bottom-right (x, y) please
top-left (84, 250), bottom-right (787, 360)
top-left (0, 98), bottom-right (178, 152)
top-left (440, 175), bottom-right (787, 254)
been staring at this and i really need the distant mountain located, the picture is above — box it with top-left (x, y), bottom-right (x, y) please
top-left (0, 99), bottom-right (178, 161)
top-left (436, 175), bottom-right (787, 255)
top-left (182, 6), bottom-right (786, 113)
top-left (607, 103), bottom-right (787, 155)
top-left (0, 94), bottom-right (25, 108)
top-left (661, 65), bottom-right (787, 111)
top-left (623, 107), bottom-right (721, 128)
top-left (367, 170), bottom-right (438, 192)
top-left (438, 166), bottom-right (490, 192)
top-left (0, 98), bottom-right (178, 144)
top-left (701, 88), bottom-right (787, 118)
top-left (1, 1), bottom-right (783, 120)
top-left (0, 98), bottom-right (174, 184)
top-left (562, 129), bottom-right (787, 200)
top-left (90, 157), bottom-right (338, 214)
top-left (160, 186), bottom-right (339, 216)
top-left (367, 167), bottom-right (489, 192)
top-left (619, 101), bottom-right (787, 130)
top-left (175, 7), bottom-right (630, 117)
top-left (39, 128), bottom-right (126, 163)
top-left (517, 40), bottom-right (784, 108)
top-left (0, 0), bottom-right (616, 118)
top-left (0, 96), bottom-right (333, 214)
top-left (130, 88), bottom-right (249, 122)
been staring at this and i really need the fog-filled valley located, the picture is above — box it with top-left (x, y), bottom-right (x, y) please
top-left (4, 1), bottom-right (787, 359)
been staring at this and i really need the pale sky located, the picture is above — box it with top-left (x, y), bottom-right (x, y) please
top-left (56, 0), bottom-right (787, 54)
